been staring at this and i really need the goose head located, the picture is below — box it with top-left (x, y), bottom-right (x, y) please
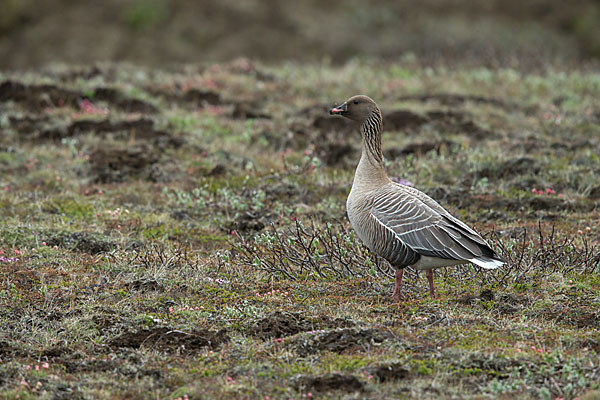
top-left (329, 95), bottom-right (378, 123)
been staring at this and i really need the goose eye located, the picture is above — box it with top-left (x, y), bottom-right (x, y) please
top-left (353, 100), bottom-right (358, 104)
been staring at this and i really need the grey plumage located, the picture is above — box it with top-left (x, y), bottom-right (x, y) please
top-left (330, 95), bottom-right (504, 298)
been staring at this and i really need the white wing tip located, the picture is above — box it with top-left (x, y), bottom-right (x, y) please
top-left (469, 257), bottom-right (504, 269)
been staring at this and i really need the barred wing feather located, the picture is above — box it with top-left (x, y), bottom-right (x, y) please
top-left (369, 183), bottom-right (501, 267)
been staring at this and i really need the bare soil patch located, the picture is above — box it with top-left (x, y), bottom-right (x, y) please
top-left (44, 231), bottom-right (116, 254)
top-left (110, 327), bottom-right (228, 352)
top-left (292, 327), bottom-right (392, 356)
top-left (368, 362), bottom-right (409, 382)
top-left (247, 311), bottom-right (355, 340)
top-left (294, 373), bottom-right (364, 393)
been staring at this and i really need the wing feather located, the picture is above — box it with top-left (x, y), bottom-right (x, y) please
top-left (367, 183), bottom-right (501, 266)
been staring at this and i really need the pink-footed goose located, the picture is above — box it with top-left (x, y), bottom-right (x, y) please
top-left (330, 95), bottom-right (504, 300)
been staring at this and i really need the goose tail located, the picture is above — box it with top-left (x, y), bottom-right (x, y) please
top-left (469, 257), bottom-right (504, 270)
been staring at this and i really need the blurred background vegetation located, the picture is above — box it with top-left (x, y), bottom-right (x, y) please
top-left (1, 0), bottom-right (599, 70)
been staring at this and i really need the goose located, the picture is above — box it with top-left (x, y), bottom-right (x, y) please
top-left (330, 95), bottom-right (504, 300)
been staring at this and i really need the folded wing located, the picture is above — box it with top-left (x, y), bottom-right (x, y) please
top-left (368, 183), bottom-right (502, 267)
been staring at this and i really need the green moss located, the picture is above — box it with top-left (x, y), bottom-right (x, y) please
top-left (409, 359), bottom-right (435, 375)
top-left (42, 197), bottom-right (94, 219)
top-left (142, 224), bottom-right (181, 240)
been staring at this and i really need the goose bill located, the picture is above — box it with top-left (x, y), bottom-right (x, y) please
top-left (329, 103), bottom-right (347, 115)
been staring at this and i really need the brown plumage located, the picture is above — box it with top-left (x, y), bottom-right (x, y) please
top-left (330, 95), bottom-right (504, 300)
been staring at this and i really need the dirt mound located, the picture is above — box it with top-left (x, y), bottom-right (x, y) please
top-left (312, 115), bottom-right (353, 133)
top-left (458, 289), bottom-right (496, 304)
top-left (231, 102), bottom-right (270, 119)
top-left (89, 144), bottom-right (160, 183)
top-left (367, 362), bottom-right (409, 382)
top-left (0, 80), bottom-right (157, 113)
top-left (315, 141), bottom-right (357, 166)
top-left (386, 140), bottom-right (456, 158)
top-left (294, 373), bottom-right (364, 393)
top-left (44, 231), bottom-right (116, 254)
top-left (144, 87), bottom-right (222, 108)
top-left (458, 290), bottom-right (531, 315)
top-left (398, 93), bottom-right (522, 111)
top-left (93, 87), bottom-right (157, 113)
top-left (125, 279), bottom-right (164, 292)
top-left (248, 312), bottom-right (313, 339)
top-left (49, 118), bottom-right (180, 146)
top-left (539, 306), bottom-right (599, 328)
top-left (61, 359), bottom-right (118, 374)
top-left (248, 312), bottom-right (356, 340)
top-left (9, 114), bottom-right (182, 147)
top-left (40, 346), bottom-right (70, 358)
top-left (477, 157), bottom-right (540, 179)
top-left (588, 185), bottom-right (600, 199)
top-left (0, 80), bottom-right (80, 109)
top-left (0, 340), bottom-right (14, 357)
top-left (181, 89), bottom-right (222, 107)
top-left (224, 211), bottom-right (274, 235)
top-left (495, 293), bottom-right (531, 315)
top-left (425, 110), bottom-right (495, 140)
top-left (384, 109), bottom-right (428, 131)
top-left (292, 327), bottom-right (391, 356)
top-left (110, 327), bottom-right (228, 351)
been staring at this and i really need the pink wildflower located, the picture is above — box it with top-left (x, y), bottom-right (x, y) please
top-left (25, 365), bottom-right (31, 370)
top-left (42, 362), bottom-right (49, 369)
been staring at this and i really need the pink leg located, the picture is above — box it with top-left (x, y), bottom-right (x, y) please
top-left (392, 269), bottom-right (404, 301)
top-left (426, 269), bottom-right (436, 298)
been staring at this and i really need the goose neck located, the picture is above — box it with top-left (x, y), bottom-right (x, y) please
top-left (353, 109), bottom-right (388, 188)
top-left (359, 109), bottom-right (384, 168)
